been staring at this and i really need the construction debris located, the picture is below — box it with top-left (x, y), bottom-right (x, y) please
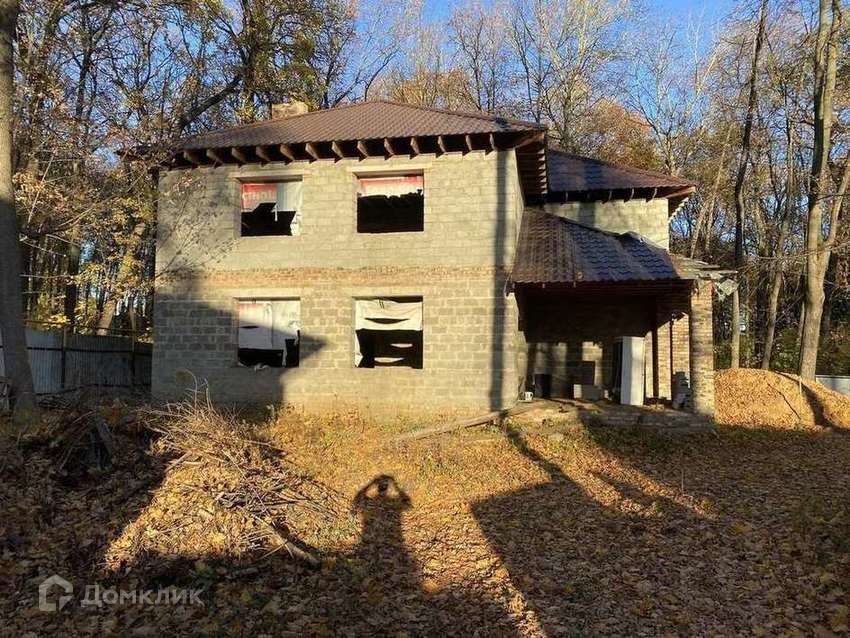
top-left (105, 396), bottom-right (356, 572)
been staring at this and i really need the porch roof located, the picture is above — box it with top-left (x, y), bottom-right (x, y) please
top-left (511, 210), bottom-right (689, 285)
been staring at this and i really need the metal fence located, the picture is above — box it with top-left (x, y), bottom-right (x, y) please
top-left (816, 375), bottom-right (850, 396)
top-left (0, 328), bottom-right (151, 396)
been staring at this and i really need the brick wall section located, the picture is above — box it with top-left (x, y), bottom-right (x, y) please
top-left (689, 279), bottom-right (715, 416)
top-left (153, 151), bottom-right (522, 414)
top-left (542, 198), bottom-right (670, 249)
top-left (670, 288), bottom-right (691, 404)
top-left (654, 298), bottom-right (672, 399)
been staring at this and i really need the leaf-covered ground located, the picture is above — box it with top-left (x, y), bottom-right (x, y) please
top-left (2, 406), bottom-right (849, 636)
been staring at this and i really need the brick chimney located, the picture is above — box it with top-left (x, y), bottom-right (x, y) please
top-left (271, 101), bottom-right (309, 119)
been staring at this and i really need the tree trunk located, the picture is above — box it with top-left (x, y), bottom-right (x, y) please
top-left (690, 126), bottom-right (731, 259)
top-left (799, 0), bottom-right (844, 379)
top-left (0, 0), bottom-right (36, 414)
top-left (96, 221), bottom-right (148, 335)
top-left (63, 232), bottom-right (81, 328)
top-left (820, 252), bottom-right (838, 338)
top-left (730, 0), bottom-right (768, 369)
top-left (762, 98), bottom-right (797, 369)
top-left (730, 289), bottom-right (741, 369)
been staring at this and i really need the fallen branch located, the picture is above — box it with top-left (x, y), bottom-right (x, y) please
top-left (767, 382), bottom-right (805, 426)
top-left (392, 402), bottom-right (540, 443)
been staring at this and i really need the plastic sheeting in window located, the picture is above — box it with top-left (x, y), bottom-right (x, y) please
top-left (237, 299), bottom-right (301, 351)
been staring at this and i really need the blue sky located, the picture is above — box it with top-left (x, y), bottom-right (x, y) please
top-left (650, 0), bottom-right (737, 25)
top-left (422, 0), bottom-right (739, 28)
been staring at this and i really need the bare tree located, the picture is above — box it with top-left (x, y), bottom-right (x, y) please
top-left (624, 18), bottom-right (718, 176)
top-left (309, 0), bottom-right (415, 107)
top-left (799, 0), bottom-right (847, 379)
top-left (448, 0), bottom-right (511, 112)
top-left (730, 0), bottom-right (768, 369)
top-left (508, 0), bottom-right (630, 149)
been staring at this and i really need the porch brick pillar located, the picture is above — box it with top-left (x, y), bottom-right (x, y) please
top-left (670, 291), bottom-right (690, 405)
top-left (655, 299), bottom-right (672, 400)
top-left (689, 279), bottom-right (715, 417)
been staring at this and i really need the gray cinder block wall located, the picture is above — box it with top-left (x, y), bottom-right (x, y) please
top-left (543, 199), bottom-right (670, 249)
top-left (153, 150), bottom-right (522, 414)
top-left (153, 148), bottom-right (715, 417)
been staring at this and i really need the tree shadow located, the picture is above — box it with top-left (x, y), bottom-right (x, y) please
top-left (471, 426), bottom-right (683, 635)
top-left (775, 372), bottom-right (850, 431)
top-left (472, 423), bottom-right (850, 635)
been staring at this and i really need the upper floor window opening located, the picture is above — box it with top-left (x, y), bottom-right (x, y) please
top-left (356, 174), bottom-right (424, 233)
top-left (240, 181), bottom-right (302, 236)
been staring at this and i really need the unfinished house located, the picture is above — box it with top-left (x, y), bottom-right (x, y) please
top-left (153, 100), bottom-right (719, 417)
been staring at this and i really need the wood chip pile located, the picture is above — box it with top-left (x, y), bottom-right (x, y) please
top-left (715, 368), bottom-right (850, 429)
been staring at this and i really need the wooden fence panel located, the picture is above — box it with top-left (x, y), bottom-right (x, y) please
top-left (0, 328), bottom-right (151, 395)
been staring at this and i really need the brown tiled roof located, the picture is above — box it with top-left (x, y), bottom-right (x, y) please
top-left (547, 149), bottom-right (695, 194)
top-left (512, 210), bottom-right (684, 284)
top-left (182, 100), bottom-right (544, 150)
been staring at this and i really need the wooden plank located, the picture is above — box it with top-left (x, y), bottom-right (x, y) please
top-left (183, 150), bottom-right (203, 165)
top-left (206, 149), bottom-right (225, 165)
top-left (231, 147), bottom-right (248, 164)
top-left (305, 142), bottom-right (320, 160)
top-left (255, 146), bottom-right (273, 163)
top-left (279, 144), bottom-right (295, 162)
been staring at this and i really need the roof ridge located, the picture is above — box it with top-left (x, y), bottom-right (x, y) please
top-left (372, 99), bottom-right (546, 130)
top-left (548, 148), bottom-right (695, 187)
top-left (180, 100), bottom-right (371, 145)
top-left (182, 99), bottom-right (544, 148)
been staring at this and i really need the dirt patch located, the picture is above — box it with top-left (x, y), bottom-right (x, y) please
top-left (716, 368), bottom-right (850, 429)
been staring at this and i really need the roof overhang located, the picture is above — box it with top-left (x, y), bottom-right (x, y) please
top-left (513, 280), bottom-right (693, 297)
top-left (165, 129), bottom-right (549, 198)
top-left (527, 184), bottom-right (696, 214)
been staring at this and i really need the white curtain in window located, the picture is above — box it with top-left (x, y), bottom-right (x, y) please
top-left (276, 181), bottom-right (302, 210)
top-left (238, 300), bottom-right (301, 352)
top-left (277, 181), bottom-right (303, 236)
top-left (238, 301), bottom-right (274, 349)
top-left (270, 299), bottom-right (301, 347)
top-left (355, 298), bottom-right (422, 331)
top-left (357, 175), bottom-right (423, 197)
top-left (354, 298), bottom-right (422, 366)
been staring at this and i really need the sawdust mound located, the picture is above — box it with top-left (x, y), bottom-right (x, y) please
top-left (715, 368), bottom-right (850, 429)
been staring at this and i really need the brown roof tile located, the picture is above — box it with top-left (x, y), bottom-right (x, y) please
top-left (181, 100), bottom-right (544, 150)
top-left (547, 149), bottom-right (695, 194)
top-left (512, 210), bottom-right (684, 284)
